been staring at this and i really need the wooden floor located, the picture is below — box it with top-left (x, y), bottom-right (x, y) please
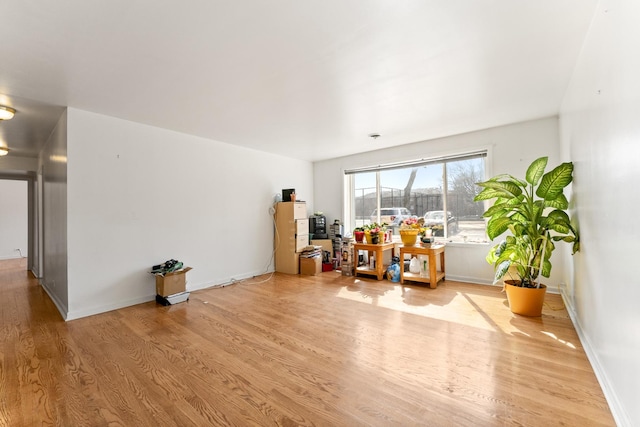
top-left (0, 258), bottom-right (615, 426)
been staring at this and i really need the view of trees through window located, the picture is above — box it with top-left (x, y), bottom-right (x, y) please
top-left (349, 156), bottom-right (487, 243)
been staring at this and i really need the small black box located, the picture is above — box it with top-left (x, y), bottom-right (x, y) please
top-left (282, 188), bottom-right (296, 202)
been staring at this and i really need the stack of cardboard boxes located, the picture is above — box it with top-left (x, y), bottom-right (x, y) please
top-left (299, 245), bottom-right (322, 275)
top-left (274, 202), bottom-right (308, 274)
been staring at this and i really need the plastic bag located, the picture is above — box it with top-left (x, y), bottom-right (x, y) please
top-left (409, 257), bottom-right (420, 273)
top-left (386, 262), bottom-right (400, 282)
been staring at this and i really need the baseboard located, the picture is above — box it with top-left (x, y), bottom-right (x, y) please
top-left (561, 290), bottom-right (631, 427)
top-left (65, 294), bottom-right (156, 321)
top-left (40, 281), bottom-right (69, 321)
top-left (190, 269), bottom-right (276, 292)
top-left (0, 254), bottom-right (23, 260)
top-left (45, 268), bottom-right (275, 321)
top-left (69, 269), bottom-right (274, 318)
top-left (445, 274), bottom-right (493, 286)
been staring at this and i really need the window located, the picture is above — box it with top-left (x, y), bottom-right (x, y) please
top-left (346, 151), bottom-right (487, 243)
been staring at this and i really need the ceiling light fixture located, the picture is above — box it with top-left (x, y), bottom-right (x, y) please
top-left (369, 133), bottom-right (381, 139)
top-left (0, 147), bottom-right (9, 156)
top-left (0, 106), bottom-right (16, 120)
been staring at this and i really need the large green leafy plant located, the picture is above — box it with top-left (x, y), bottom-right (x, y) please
top-left (474, 157), bottom-right (579, 288)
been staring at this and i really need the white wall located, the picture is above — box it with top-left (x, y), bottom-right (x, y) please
top-left (0, 155), bottom-right (38, 173)
top-left (560, 1), bottom-right (639, 425)
top-left (40, 110), bottom-right (69, 314)
top-left (0, 179), bottom-right (28, 259)
top-left (314, 117), bottom-right (566, 286)
top-left (66, 108), bottom-right (313, 320)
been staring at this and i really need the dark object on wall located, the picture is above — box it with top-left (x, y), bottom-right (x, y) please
top-left (282, 188), bottom-right (296, 202)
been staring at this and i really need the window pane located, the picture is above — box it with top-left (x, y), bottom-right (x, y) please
top-left (347, 153), bottom-right (487, 243)
top-left (445, 158), bottom-right (486, 243)
top-left (412, 164), bottom-right (444, 224)
top-left (379, 168), bottom-right (415, 233)
top-left (354, 172), bottom-right (376, 229)
top-left (376, 165), bottom-right (444, 234)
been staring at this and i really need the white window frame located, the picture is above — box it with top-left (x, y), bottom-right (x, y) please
top-left (343, 148), bottom-right (491, 244)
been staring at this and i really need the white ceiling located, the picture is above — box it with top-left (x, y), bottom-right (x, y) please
top-left (0, 1), bottom-right (597, 162)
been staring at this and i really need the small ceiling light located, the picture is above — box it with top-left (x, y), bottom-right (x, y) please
top-left (0, 106), bottom-right (16, 120)
top-left (369, 133), bottom-right (381, 139)
top-left (0, 147), bottom-right (9, 156)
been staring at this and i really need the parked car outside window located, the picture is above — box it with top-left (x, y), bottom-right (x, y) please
top-left (423, 210), bottom-right (458, 235)
top-left (370, 207), bottom-right (414, 226)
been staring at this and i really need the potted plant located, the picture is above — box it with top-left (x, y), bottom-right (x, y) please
top-left (399, 217), bottom-right (426, 246)
top-left (364, 223), bottom-right (386, 244)
top-left (474, 156), bottom-right (580, 316)
top-left (353, 227), bottom-right (365, 243)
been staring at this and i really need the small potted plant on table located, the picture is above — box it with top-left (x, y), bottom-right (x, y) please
top-left (364, 223), bottom-right (386, 244)
top-left (399, 217), bottom-right (425, 246)
top-left (353, 227), bottom-right (365, 243)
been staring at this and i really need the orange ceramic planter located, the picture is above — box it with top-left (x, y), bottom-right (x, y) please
top-left (504, 280), bottom-right (547, 316)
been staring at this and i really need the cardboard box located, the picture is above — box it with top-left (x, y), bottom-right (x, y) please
top-left (300, 256), bottom-right (322, 276)
top-left (311, 239), bottom-right (333, 255)
top-left (278, 233), bottom-right (309, 254)
top-left (275, 251), bottom-right (300, 274)
top-left (295, 233), bottom-right (309, 253)
top-left (296, 218), bottom-right (309, 235)
top-left (155, 267), bottom-right (192, 297)
top-left (276, 201), bottom-right (307, 221)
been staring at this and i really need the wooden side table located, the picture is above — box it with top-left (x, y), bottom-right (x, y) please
top-left (399, 244), bottom-right (445, 288)
top-left (353, 242), bottom-right (396, 280)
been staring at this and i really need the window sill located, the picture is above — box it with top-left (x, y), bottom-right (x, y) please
top-left (440, 240), bottom-right (492, 248)
top-left (389, 237), bottom-right (491, 248)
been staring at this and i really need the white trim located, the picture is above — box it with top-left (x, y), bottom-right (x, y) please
top-left (561, 290), bottom-right (632, 427)
top-left (439, 241), bottom-right (492, 248)
top-left (40, 280), bottom-right (69, 320)
top-left (344, 150), bottom-right (488, 174)
top-left (446, 275), bottom-right (494, 286)
top-left (66, 294), bottom-right (155, 321)
top-left (0, 254), bottom-right (24, 260)
top-left (343, 173), bottom-right (354, 233)
top-left (189, 269), bottom-right (273, 292)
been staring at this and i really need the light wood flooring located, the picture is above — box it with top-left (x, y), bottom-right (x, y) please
top-left (1, 258), bottom-right (615, 426)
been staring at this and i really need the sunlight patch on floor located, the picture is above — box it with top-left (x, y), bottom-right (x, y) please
top-left (541, 331), bottom-right (577, 349)
top-left (334, 283), bottom-right (557, 337)
top-left (335, 285), bottom-right (501, 332)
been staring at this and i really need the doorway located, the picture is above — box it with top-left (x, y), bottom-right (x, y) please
top-left (0, 177), bottom-right (37, 276)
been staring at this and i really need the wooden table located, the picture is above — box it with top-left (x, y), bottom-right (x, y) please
top-left (399, 244), bottom-right (445, 288)
top-left (353, 242), bottom-right (396, 280)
